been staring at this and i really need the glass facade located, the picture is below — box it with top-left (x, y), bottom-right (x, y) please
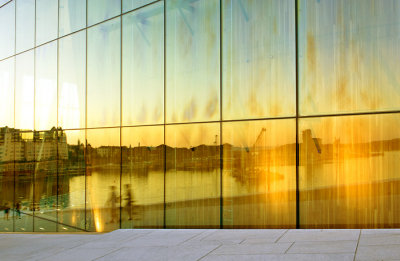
top-left (1, 0), bottom-right (400, 232)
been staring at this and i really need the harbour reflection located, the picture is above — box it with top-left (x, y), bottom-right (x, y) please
top-left (1, 115), bottom-right (400, 230)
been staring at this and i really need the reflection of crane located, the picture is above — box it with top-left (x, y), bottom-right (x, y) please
top-left (253, 128), bottom-right (266, 151)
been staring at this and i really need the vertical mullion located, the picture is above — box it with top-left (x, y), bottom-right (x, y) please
top-left (163, 0), bottom-right (166, 229)
top-left (13, 0), bottom-right (17, 232)
top-left (119, 1), bottom-right (123, 229)
top-left (219, 0), bottom-right (223, 229)
top-left (32, 0), bottom-right (37, 232)
top-left (84, 0), bottom-right (88, 232)
top-left (56, 0), bottom-right (60, 232)
top-left (295, 0), bottom-right (300, 229)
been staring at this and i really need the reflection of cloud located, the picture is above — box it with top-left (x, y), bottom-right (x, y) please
top-left (205, 92), bottom-right (218, 118)
top-left (183, 98), bottom-right (197, 121)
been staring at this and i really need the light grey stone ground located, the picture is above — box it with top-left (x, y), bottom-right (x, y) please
top-left (1, 229), bottom-right (400, 261)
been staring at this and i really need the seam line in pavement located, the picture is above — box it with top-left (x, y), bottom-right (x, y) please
top-left (353, 229), bottom-right (361, 261)
top-left (275, 229), bottom-right (289, 243)
top-left (197, 244), bottom-right (223, 261)
top-left (178, 231), bottom-right (207, 245)
top-left (285, 242), bottom-right (295, 254)
top-left (92, 247), bottom-right (124, 261)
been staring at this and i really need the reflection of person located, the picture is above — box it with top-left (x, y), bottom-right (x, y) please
top-left (15, 202), bottom-right (21, 219)
top-left (124, 184), bottom-right (135, 221)
top-left (4, 202), bottom-right (10, 220)
top-left (107, 186), bottom-right (119, 224)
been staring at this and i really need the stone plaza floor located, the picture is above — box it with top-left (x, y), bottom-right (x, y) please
top-left (1, 229), bottom-right (400, 260)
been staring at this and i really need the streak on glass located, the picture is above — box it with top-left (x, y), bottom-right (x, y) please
top-left (222, 120), bottom-right (296, 228)
top-left (58, 130), bottom-right (85, 230)
top-left (0, 1), bottom-right (15, 59)
top-left (123, 0), bottom-right (156, 13)
top-left (299, 0), bottom-right (400, 115)
top-left (59, 0), bottom-right (87, 37)
top-left (0, 58), bottom-right (15, 128)
top-left (16, 0), bottom-right (35, 53)
top-left (165, 123), bottom-right (220, 228)
top-left (300, 114), bottom-right (400, 228)
top-left (58, 31), bottom-right (86, 130)
top-left (35, 41), bottom-right (58, 131)
top-left (36, 0), bottom-right (58, 46)
top-left (86, 128), bottom-right (120, 232)
top-left (222, 0), bottom-right (295, 120)
top-left (122, 2), bottom-right (163, 126)
top-left (88, 0), bottom-right (121, 26)
top-left (15, 51), bottom-right (34, 131)
top-left (121, 126), bottom-right (164, 228)
top-left (166, 0), bottom-right (220, 123)
top-left (87, 18), bottom-right (121, 128)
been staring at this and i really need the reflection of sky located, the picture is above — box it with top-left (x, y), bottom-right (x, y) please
top-left (0, 58), bottom-right (14, 127)
top-left (299, 0), bottom-right (400, 115)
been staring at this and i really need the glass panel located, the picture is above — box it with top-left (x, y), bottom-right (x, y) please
top-left (87, 18), bottom-right (121, 128)
top-left (59, 0), bottom-right (86, 37)
top-left (223, 120), bottom-right (296, 228)
top-left (15, 51), bottom-right (34, 131)
top-left (58, 31), bottom-right (86, 130)
top-left (16, 0), bottom-right (35, 53)
top-left (165, 123), bottom-right (220, 228)
top-left (121, 126), bottom-right (164, 228)
top-left (34, 217), bottom-right (57, 232)
top-left (58, 130), bottom-right (85, 230)
top-left (33, 130), bottom-right (57, 232)
top-left (36, 0), bottom-right (58, 46)
top-left (0, 1), bottom-right (15, 59)
top-left (0, 127), bottom-right (14, 232)
top-left (88, 0), bottom-right (121, 26)
top-left (299, 0), bottom-right (400, 115)
top-left (123, 0), bottom-right (156, 13)
top-left (35, 42), bottom-right (58, 131)
top-left (15, 132), bottom-right (34, 232)
top-left (86, 128), bottom-right (120, 232)
top-left (0, 58), bottom-right (15, 128)
top-left (299, 114), bottom-right (400, 228)
top-left (166, 0), bottom-right (220, 123)
top-left (122, 2), bottom-right (163, 126)
top-left (222, 0), bottom-right (295, 120)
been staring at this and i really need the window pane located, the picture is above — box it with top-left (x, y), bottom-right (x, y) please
top-left (0, 127), bottom-right (14, 232)
top-left (33, 130), bottom-right (57, 232)
top-left (223, 0), bottom-right (295, 120)
top-left (58, 31), bottom-right (86, 130)
top-left (36, 0), bottom-right (58, 46)
top-left (123, 0), bottom-right (156, 13)
top-left (121, 126), bottom-right (164, 228)
top-left (165, 123), bottom-right (220, 228)
top-left (58, 130), bottom-right (85, 230)
top-left (15, 51), bottom-right (34, 131)
top-left (88, 0), bottom-right (121, 26)
top-left (222, 120), bottom-right (296, 228)
top-left (86, 128), bottom-right (120, 232)
top-left (35, 42), bottom-right (58, 131)
top-left (16, 0), bottom-right (35, 53)
top-left (299, 0), bottom-right (400, 115)
top-left (59, 0), bottom-right (87, 37)
top-left (0, 58), bottom-right (14, 128)
top-left (166, 0), bottom-right (220, 123)
top-left (122, 2), bottom-right (163, 126)
top-left (300, 114), bottom-right (400, 228)
top-left (15, 132), bottom-right (34, 232)
top-left (0, 1), bottom-right (15, 59)
top-left (87, 18), bottom-right (121, 128)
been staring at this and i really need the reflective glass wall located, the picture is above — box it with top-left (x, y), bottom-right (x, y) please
top-left (0, 0), bottom-right (399, 232)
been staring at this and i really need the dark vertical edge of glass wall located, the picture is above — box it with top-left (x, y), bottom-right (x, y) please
top-left (295, 0), bottom-right (300, 229)
top-left (163, 0), bottom-right (166, 229)
top-left (12, 0), bottom-right (16, 232)
top-left (119, 0), bottom-right (123, 230)
top-left (219, 0), bottom-right (223, 229)
top-left (32, 0), bottom-right (36, 231)
top-left (84, 0), bottom-right (88, 232)
top-left (56, 0), bottom-right (60, 232)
